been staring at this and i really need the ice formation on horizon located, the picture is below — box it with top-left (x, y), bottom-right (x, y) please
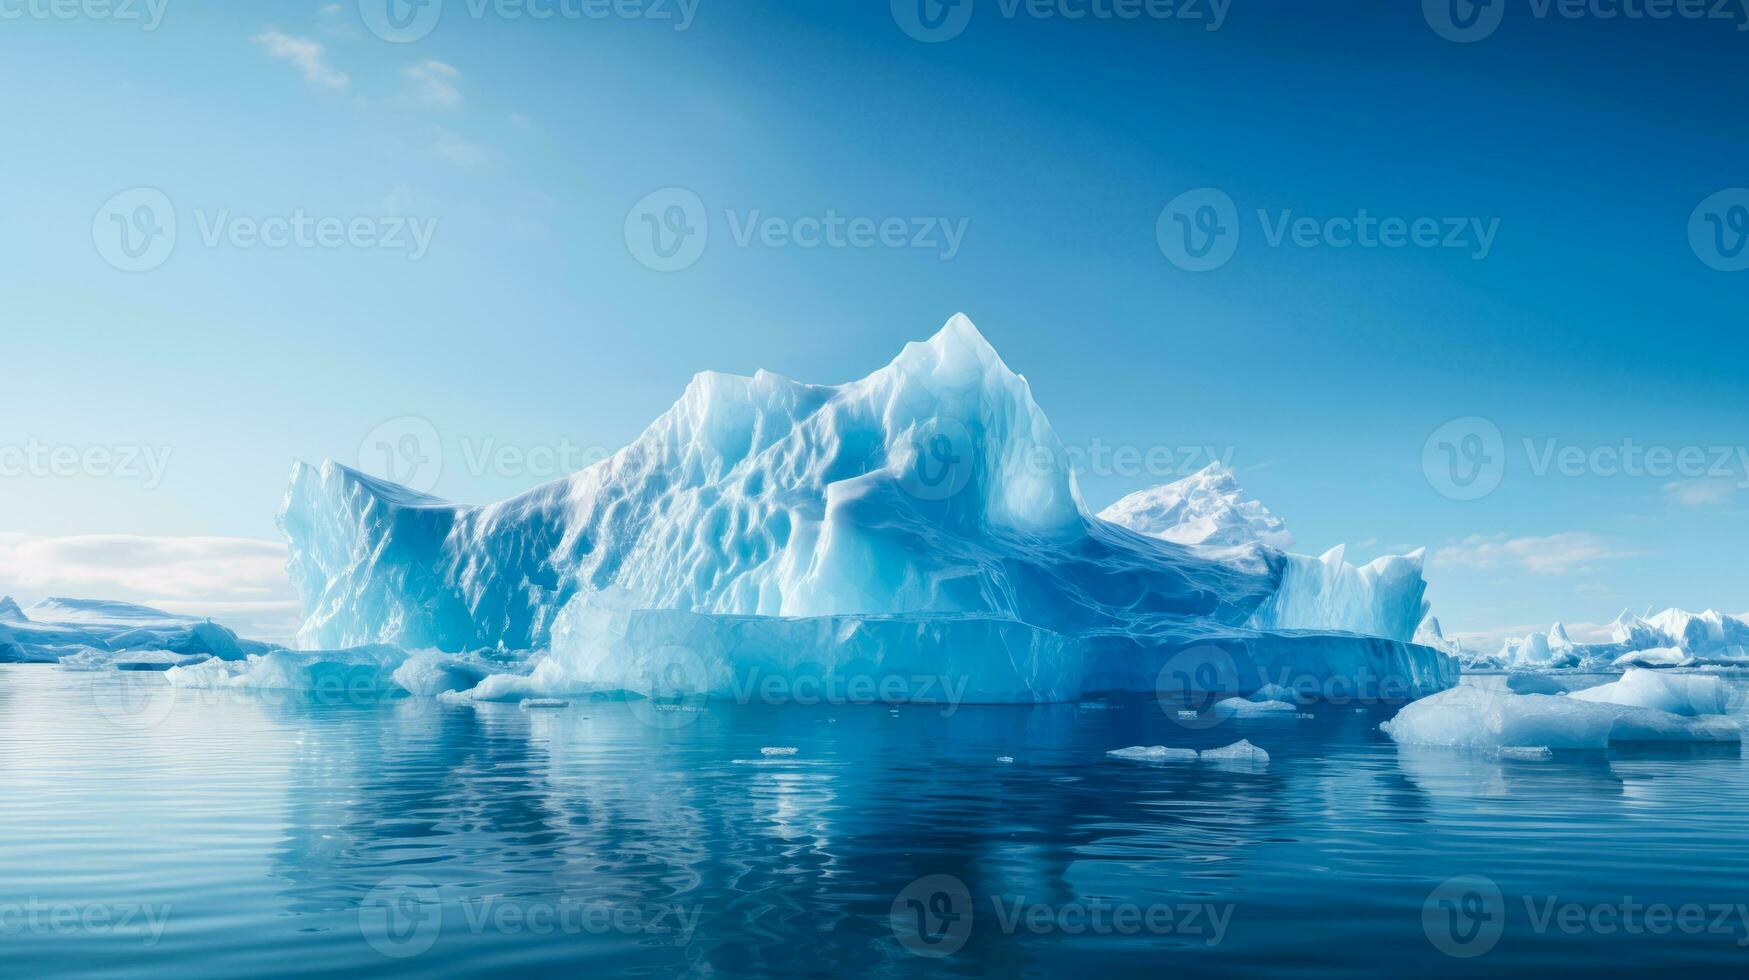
top-left (1486, 607), bottom-right (1749, 672)
top-left (0, 596), bottom-right (250, 665)
top-left (276, 315), bottom-right (1454, 703)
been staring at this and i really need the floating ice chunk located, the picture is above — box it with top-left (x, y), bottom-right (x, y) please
top-left (760, 746), bottom-right (798, 757)
top-left (519, 698), bottom-right (570, 709)
top-left (996, 756), bottom-right (1015, 764)
top-left (1567, 669), bottom-right (1728, 716)
top-left (1612, 647), bottom-right (1690, 669)
top-left (1214, 697), bottom-right (1298, 718)
top-left (1247, 683), bottom-right (1302, 705)
top-left (1497, 746), bottom-right (1554, 761)
top-left (1382, 684), bottom-right (1741, 750)
top-left (390, 651), bottom-right (494, 697)
top-left (1107, 745), bottom-right (1199, 763)
top-left (1200, 739), bottom-right (1270, 764)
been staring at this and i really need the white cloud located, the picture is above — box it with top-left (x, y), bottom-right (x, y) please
top-left (433, 126), bottom-right (494, 168)
top-left (1431, 532), bottom-right (1633, 576)
top-left (1663, 478), bottom-right (1736, 507)
top-left (404, 60), bottom-right (463, 109)
top-left (253, 28), bottom-right (350, 91)
top-left (0, 534), bottom-right (300, 641)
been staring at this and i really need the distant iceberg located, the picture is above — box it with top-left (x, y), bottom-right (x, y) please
top-left (277, 315), bottom-right (1455, 703)
top-left (0, 596), bottom-right (250, 665)
top-left (1487, 607), bottom-right (1749, 671)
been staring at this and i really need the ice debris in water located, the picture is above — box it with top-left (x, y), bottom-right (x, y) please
top-left (1107, 745), bottom-right (1200, 763)
top-left (519, 698), bottom-right (569, 709)
top-left (1213, 697), bottom-right (1298, 718)
top-left (1200, 740), bottom-right (1270, 764)
top-left (1247, 683), bottom-right (1302, 705)
top-left (1497, 746), bottom-right (1554, 761)
top-left (996, 756), bottom-right (1015, 764)
top-left (276, 315), bottom-right (1453, 703)
top-left (1381, 684), bottom-right (1741, 750)
top-left (760, 747), bottom-right (798, 757)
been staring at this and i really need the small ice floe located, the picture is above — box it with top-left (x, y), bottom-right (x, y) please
top-left (1213, 697), bottom-right (1297, 718)
top-left (1200, 739), bottom-right (1270, 765)
top-left (1106, 745), bottom-right (1198, 763)
top-left (1247, 683), bottom-right (1302, 706)
top-left (1381, 682), bottom-right (1741, 750)
top-left (1497, 746), bottom-right (1554, 761)
top-left (519, 698), bottom-right (569, 709)
top-left (996, 756), bottom-right (1015, 764)
top-left (760, 746), bottom-right (798, 757)
top-left (1078, 701), bottom-right (1115, 710)
top-left (1176, 710), bottom-right (1200, 721)
top-left (1354, 707), bottom-right (1368, 713)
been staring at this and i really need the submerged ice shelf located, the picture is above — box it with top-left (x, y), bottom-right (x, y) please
top-left (269, 315), bottom-right (1452, 703)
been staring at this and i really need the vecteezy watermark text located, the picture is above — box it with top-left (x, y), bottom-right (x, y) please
top-left (1424, 0), bottom-right (1749, 43)
top-left (623, 188), bottom-right (969, 271)
top-left (1421, 416), bottom-right (1749, 500)
top-left (1157, 188), bottom-right (1500, 272)
top-left (0, 899), bottom-right (172, 945)
top-left (0, 441), bottom-right (173, 489)
top-left (890, 0), bottom-right (1230, 43)
top-left (890, 875), bottom-right (1232, 958)
top-left (360, 0), bottom-right (699, 43)
top-left (1424, 875), bottom-right (1749, 958)
top-left (0, 0), bottom-right (169, 29)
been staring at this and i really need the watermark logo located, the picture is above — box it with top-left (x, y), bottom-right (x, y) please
top-left (891, 874), bottom-right (974, 957)
top-left (360, 874), bottom-right (444, 958)
top-left (1423, 0), bottom-right (1505, 42)
top-left (0, 899), bottom-right (173, 945)
top-left (896, 417), bottom-right (977, 502)
top-left (625, 187), bottom-right (708, 272)
top-left (358, 416), bottom-right (443, 494)
top-left (91, 670), bottom-right (179, 733)
top-left (93, 187), bottom-right (176, 273)
top-left (0, 441), bottom-right (174, 489)
top-left (1157, 187), bottom-right (1239, 272)
top-left (1422, 416), bottom-right (1506, 501)
top-left (1156, 644), bottom-right (1240, 728)
top-left (626, 643), bottom-right (715, 730)
top-left (1423, 874), bottom-right (1505, 957)
top-left (360, 0), bottom-right (445, 43)
top-left (892, 0), bottom-right (976, 41)
top-left (1689, 188), bottom-right (1749, 272)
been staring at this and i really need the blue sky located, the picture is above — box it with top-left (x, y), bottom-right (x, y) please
top-left (1, 0), bottom-right (1745, 641)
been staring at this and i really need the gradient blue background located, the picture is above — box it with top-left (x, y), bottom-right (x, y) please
top-left (2, 0), bottom-right (1745, 640)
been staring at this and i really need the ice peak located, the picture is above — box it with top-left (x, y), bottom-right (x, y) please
top-left (0, 596), bottom-right (23, 622)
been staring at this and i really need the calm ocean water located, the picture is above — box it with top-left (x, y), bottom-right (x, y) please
top-left (3, 664), bottom-right (1748, 978)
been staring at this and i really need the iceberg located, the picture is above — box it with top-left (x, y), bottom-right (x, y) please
top-left (1493, 607), bottom-right (1749, 672)
top-left (165, 645), bottom-right (411, 694)
top-left (1200, 739), bottom-right (1271, 764)
top-left (1107, 745), bottom-right (1199, 763)
top-left (0, 596), bottom-right (249, 665)
top-left (1566, 668), bottom-right (1729, 716)
top-left (1381, 684), bottom-right (1740, 750)
top-left (278, 315), bottom-right (1455, 703)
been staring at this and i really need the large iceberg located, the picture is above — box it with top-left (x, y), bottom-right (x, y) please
top-left (278, 315), bottom-right (1454, 703)
top-left (1382, 682), bottom-right (1741, 750)
top-left (0, 596), bottom-right (249, 665)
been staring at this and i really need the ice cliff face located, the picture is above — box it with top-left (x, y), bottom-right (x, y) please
top-left (279, 315), bottom-right (1453, 701)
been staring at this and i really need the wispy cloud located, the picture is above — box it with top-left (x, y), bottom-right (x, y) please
top-left (1663, 478), bottom-right (1736, 507)
top-left (433, 126), bottom-right (494, 168)
top-left (404, 60), bottom-right (463, 109)
top-left (1432, 531), bottom-right (1633, 576)
top-left (0, 534), bottom-right (299, 641)
top-left (252, 28), bottom-right (350, 91)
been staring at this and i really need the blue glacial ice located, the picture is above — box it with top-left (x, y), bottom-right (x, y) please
top-left (0, 596), bottom-right (249, 665)
top-left (1483, 607), bottom-right (1749, 671)
top-left (1381, 679), bottom-right (1741, 750)
top-left (277, 315), bottom-right (1454, 703)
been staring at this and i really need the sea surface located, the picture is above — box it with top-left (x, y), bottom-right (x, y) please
top-left (3, 664), bottom-right (1749, 978)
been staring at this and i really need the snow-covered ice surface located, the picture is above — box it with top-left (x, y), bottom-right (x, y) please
top-left (1566, 668), bottom-right (1729, 716)
top-left (1106, 745), bottom-right (1201, 763)
top-left (1381, 683), bottom-right (1741, 750)
top-left (0, 596), bottom-right (250, 665)
top-left (1098, 461), bottom-right (1292, 551)
top-left (277, 316), bottom-right (1453, 704)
